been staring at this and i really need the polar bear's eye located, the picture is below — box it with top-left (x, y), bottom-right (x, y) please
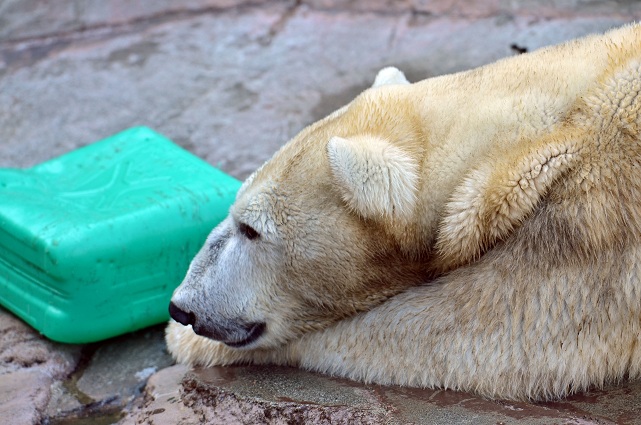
top-left (238, 222), bottom-right (260, 240)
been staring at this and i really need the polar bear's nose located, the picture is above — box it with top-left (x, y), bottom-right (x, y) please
top-left (169, 301), bottom-right (196, 327)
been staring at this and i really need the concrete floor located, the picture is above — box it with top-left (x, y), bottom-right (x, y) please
top-left (1, 1), bottom-right (641, 424)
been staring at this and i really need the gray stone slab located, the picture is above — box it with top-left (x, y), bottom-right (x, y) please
top-left (3, 0), bottom-right (639, 44)
top-left (75, 325), bottom-right (174, 404)
top-left (44, 380), bottom-right (84, 419)
top-left (0, 369), bottom-right (52, 425)
top-left (0, 0), bottom-right (278, 42)
top-left (307, 0), bottom-right (641, 18)
top-left (41, 325), bottom-right (174, 423)
top-left (119, 364), bottom-right (202, 425)
top-left (0, 308), bottom-right (82, 423)
top-left (122, 365), bottom-right (641, 424)
top-left (0, 307), bottom-right (81, 378)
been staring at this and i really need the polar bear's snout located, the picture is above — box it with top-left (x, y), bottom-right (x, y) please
top-left (205, 321), bottom-right (266, 348)
top-left (169, 300), bottom-right (266, 348)
top-left (168, 216), bottom-right (275, 348)
top-left (168, 301), bottom-right (195, 327)
top-left (190, 318), bottom-right (266, 348)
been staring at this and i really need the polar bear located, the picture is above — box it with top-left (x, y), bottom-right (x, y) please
top-left (167, 23), bottom-right (641, 400)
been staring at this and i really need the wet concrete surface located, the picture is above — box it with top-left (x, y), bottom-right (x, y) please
top-left (2, 1), bottom-right (641, 424)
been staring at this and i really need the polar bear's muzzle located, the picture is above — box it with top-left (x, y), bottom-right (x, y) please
top-left (169, 301), bottom-right (266, 348)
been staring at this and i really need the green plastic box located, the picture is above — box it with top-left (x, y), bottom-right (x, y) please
top-left (0, 127), bottom-right (241, 343)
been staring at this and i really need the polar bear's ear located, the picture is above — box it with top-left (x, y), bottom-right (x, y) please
top-left (327, 135), bottom-right (419, 222)
top-left (372, 67), bottom-right (410, 88)
top-left (436, 135), bottom-right (580, 269)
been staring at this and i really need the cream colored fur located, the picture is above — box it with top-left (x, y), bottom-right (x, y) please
top-left (327, 135), bottom-right (419, 221)
top-left (167, 24), bottom-right (641, 400)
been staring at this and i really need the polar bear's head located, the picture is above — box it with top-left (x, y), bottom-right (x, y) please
top-left (169, 63), bottom-right (582, 350)
top-left (169, 68), bottom-right (432, 349)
